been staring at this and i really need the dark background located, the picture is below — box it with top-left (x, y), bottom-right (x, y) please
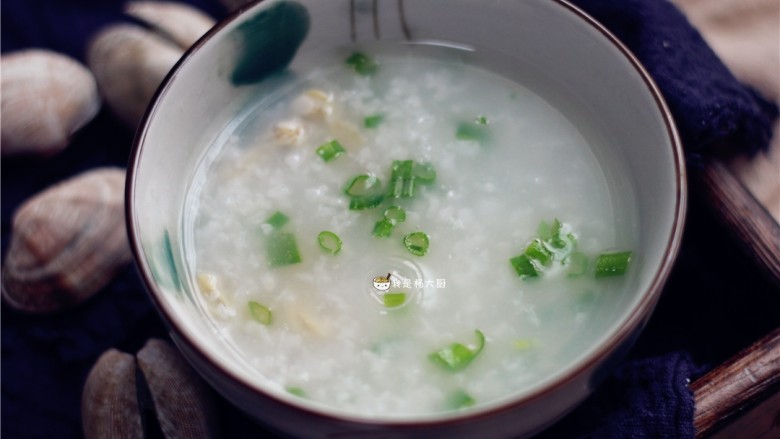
top-left (3, 0), bottom-right (779, 437)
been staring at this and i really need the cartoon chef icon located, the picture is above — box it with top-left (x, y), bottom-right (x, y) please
top-left (372, 273), bottom-right (392, 291)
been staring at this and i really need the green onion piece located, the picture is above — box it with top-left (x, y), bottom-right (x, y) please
top-left (248, 301), bottom-right (272, 325)
top-left (265, 211), bottom-right (289, 229)
top-left (413, 162), bottom-right (436, 184)
top-left (349, 194), bottom-right (385, 210)
top-left (266, 231), bottom-right (302, 267)
top-left (388, 160), bottom-right (415, 198)
top-left (446, 390), bottom-right (476, 410)
top-left (285, 386), bottom-right (306, 398)
top-left (373, 219), bottom-right (395, 238)
top-left (345, 51), bottom-right (377, 76)
top-left (315, 140), bottom-right (345, 162)
top-left (456, 122), bottom-right (487, 142)
top-left (317, 231), bottom-right (342, 254)
top-left (565, 252), bottom-right (588, 277)
top-left (475, 116), bottom-right (489, 125)
top-left (525, 239), bottom-right (553, 266)
top-left (383, 206), bottom-right (406, 223)
top-left (595, 251), bottom-right (632, 277)
top-left (537, 220), bottom-right (552, 241)
top-left (344, 174), bottom-right (380, 196)
top-left (404, 232), bottom-right (430, 256)
top-left (344, 174), bottom-right (385, 210)
top-left (429, 330), bottom-right (486, 372)
top-left (513, 339), bottom-right (534, 351)
top-left (364, 114), bottom-right (384, 128)
top-left (383, 292), bottom-right (406, 308)
top-left (510, 254), bottom-right (539, 279)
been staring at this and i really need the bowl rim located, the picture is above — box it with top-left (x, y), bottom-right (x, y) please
top-left (126, 0), bottom-right (687, 428)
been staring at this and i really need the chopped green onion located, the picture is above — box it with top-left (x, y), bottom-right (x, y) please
top-left (315, 140), bottom-right (345, 162)
top-left (388, 160), bottom-right (415, 198)
top-left (265, 211), bottom-right (289, 229)
top-left (344, 174), bottom-right (381, 195)
top-left (248, 301), bottom-right (272, 325)
top-left (344, 174), bottom-right (385, 210)
top-left (285, 386), bottom-right (306, 398)
top-left (345, 51), bottom-right (377, 76)
top-left (595, 251), bottom-right (632, 277)
top-left (364, 114), bottom-right (384, 128)
top-left (373, 219), bottom-right (394, 238)
top-left (525, 239), bottom-right (553, 266)
top-left (429, 330), bottom-right (486, 372)
top-left (456, 122), bottom-right (487, 142)
top-left (446, 390), bottom-right (476, 410)
top-left (565, 252), bottom-right (588, 277)
top-left (349, 195), bottom-right (384, 210)
top-left (510, 254), bottom-right (539, 278)
top-left (266, 231), bottom-right (302, 267)
top-left (317, 231), bottom-right (342, 254)
top-left (413, 162), bottom-right (436, 184)
top-left (382, 292), bottom-right (406, 308)
top-left (404, 232), bottom-right (430, 256)
top-left (383, 206), bottom-right (406, 223)
top-left (513, 339), bottom-right (534, 351)
top-left (475, 116), bottom-right (489, 125)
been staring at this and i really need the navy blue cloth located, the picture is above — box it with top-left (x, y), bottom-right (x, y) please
top-left (2, 0), bottom-right (778, 438)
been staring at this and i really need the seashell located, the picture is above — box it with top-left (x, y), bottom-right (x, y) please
top-left (1, 168), bottom-right (131, 313)
top-left (274, 118), bottom-right (306, 145)
top-left (87, 24), bottom-right (183, 128)
top-left (82, 349), bottom-right (144, 439)
top-left (0, 49), bottom-right (100, 156)
top-left (136, 339), bottom-right (220, 438)
top-left (125, 1), bottom-right (216, 50)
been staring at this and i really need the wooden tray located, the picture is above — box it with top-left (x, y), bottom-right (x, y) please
top-left (691, 162), bottom-right (780, 438)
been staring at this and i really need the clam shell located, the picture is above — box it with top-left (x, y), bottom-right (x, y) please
top-left (1, 168), bottom-right (131, 313)
top-left (87, 24), bottom-right (183, 128)
top-left (125, 1), bottom-right (216, 50)
top-left (0, 49), bottom-right (100, 156)
top-left (82, 349), bottom-right (144, 439)
top-left (136, 339), bottom-right (220, 438)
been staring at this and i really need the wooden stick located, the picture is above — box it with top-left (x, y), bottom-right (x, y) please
top-left (692, 327), bottom-right (780, 437)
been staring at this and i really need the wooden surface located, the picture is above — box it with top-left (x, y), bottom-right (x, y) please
top-left (692, 327), bottom-right (780, 438)
top-left (693, 161), bottom-right (780, 290)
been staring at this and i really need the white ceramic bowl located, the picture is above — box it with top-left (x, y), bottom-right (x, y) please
top-left (127, 0), bottom-right (686, 436)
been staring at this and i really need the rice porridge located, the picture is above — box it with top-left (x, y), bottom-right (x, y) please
top-left (183, 45), bottom-right (637, 417)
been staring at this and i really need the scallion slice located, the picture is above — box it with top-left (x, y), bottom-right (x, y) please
top-left (383, 206), bottom-right (406, 223)
top-left (388, 160), bottom-right (415, 198)
top-left (382, 292), bottom-right (406, 308)
top-left (317, 231), bottom-right (342, 254)
top-left (446, 390), bottom-right (476, 410)
top-left (456, 122), bottom-right (487, 142)
top-left (429, 330), bottom-right (486, 372)
top-left (565, 252), bottom-right (588, 277)
top-left (373, 219), bottom-right (394, 238)
top-left (345, 51), bottom-right (377, 76)
top-left (364, 114), bottom-right (384, 128)
top-left (248, 301), bottom-right (272, 325)
top-left (475, 116), bottom-right (489, 125)
top-left (413, 162), bottom-right (436, 184)
top-left (266, 231), bottom-right (302, 267)
top-left (286, 386), bottom-right (306, 398)
top-left (265, 211), bottom-right (289, 229)
top-left (525, 239), bottom-right (553, 266)
top-left (594, 251), bottom-right (632, 277)
top-left (315, 140), bottom-right (345, 162)
top-left (403, 232), bottom-right (430, 256)
top-left (344, 174), bottom-right (385, 210)
top-left (510, 254), bottom-right (539, 278)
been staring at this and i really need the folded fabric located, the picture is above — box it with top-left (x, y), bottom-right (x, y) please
top-left (572, 0), bottom-right (778, 160)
